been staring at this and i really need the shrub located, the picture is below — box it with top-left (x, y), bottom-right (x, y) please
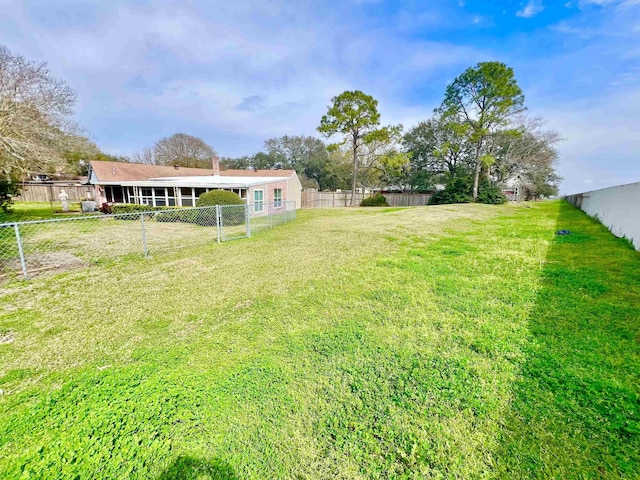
top-left (111, 204), bottom-right (170, 215)
top-left (155, 209), bottom-right (198, 224)
top-left (196, 190), bottom-right (244, 226)
top-left (109, 204), bottom-right (173, 220)
top-left (196, 190), bottom-right (243, 207)
top-left (429, 177), bottom-right (473, 205)
top-left (0, 179), bottom-right (20, 213)
top-left (477, 181), bottom-right (507, 204)
top-left (360, 193), bottom-right (389, 207)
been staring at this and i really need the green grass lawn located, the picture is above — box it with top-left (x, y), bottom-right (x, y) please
top-left (0, 201), bottom-right (638, 479)
top-left (0, 202), bottom-right (84, 223)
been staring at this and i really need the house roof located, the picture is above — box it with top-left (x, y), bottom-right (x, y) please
top-left (89, 161), bottom-right (296, 183)
top-left (220, 169), bottom-right (296, 178)
top-left (118, 175), bottom-right (290, 189)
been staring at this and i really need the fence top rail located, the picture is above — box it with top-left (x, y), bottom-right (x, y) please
top-left (0, 205), bottom-right (219, 227)
top-left (0, 200), bottom-right (295, 228)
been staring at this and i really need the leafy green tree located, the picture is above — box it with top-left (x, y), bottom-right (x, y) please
top-left (403, 113), bottom-right (474, 191)
top-left (220, 156), bottom-right (252, 170)
top-left (318, 91), bottom-right (391, 205)
top-left (319, 150), bottom-right (353, 191)
top-left (429, 176), bottom-right (473, 205)
top-left (63, 135), bottom-right (130, 175)
top-left (377, 151), bottom-right (411, 192)
top-left (264, 136), bottom-right (328, 170)
top-left (357, 125), bottom-right (406, 192)
top-left (440, 62), bottom-right (525, 200)
top-left (251, 152), bottom-right (276, 170)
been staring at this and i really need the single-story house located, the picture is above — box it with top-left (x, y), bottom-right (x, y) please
top-left (501, 174), bottom-right (527, 202)
top-left (88, 159), bottom-right (302, 210)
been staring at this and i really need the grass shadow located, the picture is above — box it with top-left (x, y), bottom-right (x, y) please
top-left (496, 201), bottom-right (640, 478)
top-left (158, 456), bottom-right (237, 480)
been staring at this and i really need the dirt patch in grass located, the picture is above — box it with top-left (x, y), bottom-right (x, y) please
top-left (0, 331), bottom-right (14, 345)
top-left (1, 252), bottom-right (87, 282)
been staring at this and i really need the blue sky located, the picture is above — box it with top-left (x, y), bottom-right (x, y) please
top-left (1, 0), bottom-right (639, 193)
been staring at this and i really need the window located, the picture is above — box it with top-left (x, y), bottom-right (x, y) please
top-left (180, 187), bottom-right (194, 207)
top-left (140, 188), bottom-right (153, 206)
top-left (274, 188), bottom-right (282, 208)
top-left (254, 189), bottom-right (264, 212)
top-left (113, 187), bottom-right (124, 203)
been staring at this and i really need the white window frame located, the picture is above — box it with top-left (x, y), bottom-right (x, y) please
top-left (179, 187), bottom-right (196, 207)
top-left (254, 189), bottom-right (264, 212)
top-left (273, 188), bottom-right (282, 208)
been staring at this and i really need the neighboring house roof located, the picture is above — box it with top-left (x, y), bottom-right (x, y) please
top-left (89, 161), bottom-right (296, 184)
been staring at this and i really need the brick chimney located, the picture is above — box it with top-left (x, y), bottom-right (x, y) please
top-left (212, 156), bottom-right (220, 176)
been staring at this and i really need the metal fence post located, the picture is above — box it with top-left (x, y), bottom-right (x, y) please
top-left (140, 213), bottom-right (149, 257)
top-left (245, 203), bottom-right (251, 238)
top-left (269, 202), bottom-right (273, 229)
top-left (13, 223), bottom-right (28, 280)
top-left (216, 205), bottom-right (222, 243)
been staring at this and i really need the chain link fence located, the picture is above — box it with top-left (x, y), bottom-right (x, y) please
top-left (0, 201), bottom-right (296, 281)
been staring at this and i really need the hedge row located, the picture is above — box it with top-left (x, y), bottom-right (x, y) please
top-left (107, 203), bottom-right (245, 226)
top-left (110, 204), bottom-right (175, 215)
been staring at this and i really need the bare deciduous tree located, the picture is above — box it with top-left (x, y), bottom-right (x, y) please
top-left (492, 116), bottom-right (562, 197)
top-left (132, 146), bottom-right (155, 164)
top-left (153, 133), bottom-right (216, 169)
top-left (0, 45), bottom-right (78, 179)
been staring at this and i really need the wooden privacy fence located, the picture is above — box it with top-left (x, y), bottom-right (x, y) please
top-left (383, 193), bottom-right (432, 206)
top-left (301, 189), bottom-right (432, 208)
top-left (14, 184), bottom-right (93, 203)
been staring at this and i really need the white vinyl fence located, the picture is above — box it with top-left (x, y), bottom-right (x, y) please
top-left (566, 182), bottom-right (640, 250)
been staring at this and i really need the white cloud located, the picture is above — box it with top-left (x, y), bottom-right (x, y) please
top-left (579, 0), bottom-right (640, 6)
top-left (517, 0), bottom-right (545, 18)
top-left (536, 87), bottom-right (640, 193)
top-left (1, 0), bottom-right (637, 191)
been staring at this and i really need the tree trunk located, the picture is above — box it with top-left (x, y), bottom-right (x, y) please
top-left (472, 137), bottom-right (484, 201)
top-left (472, 161), bottom-right (481, 200)
top-left (350, 144), bottom-right (358, 207)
